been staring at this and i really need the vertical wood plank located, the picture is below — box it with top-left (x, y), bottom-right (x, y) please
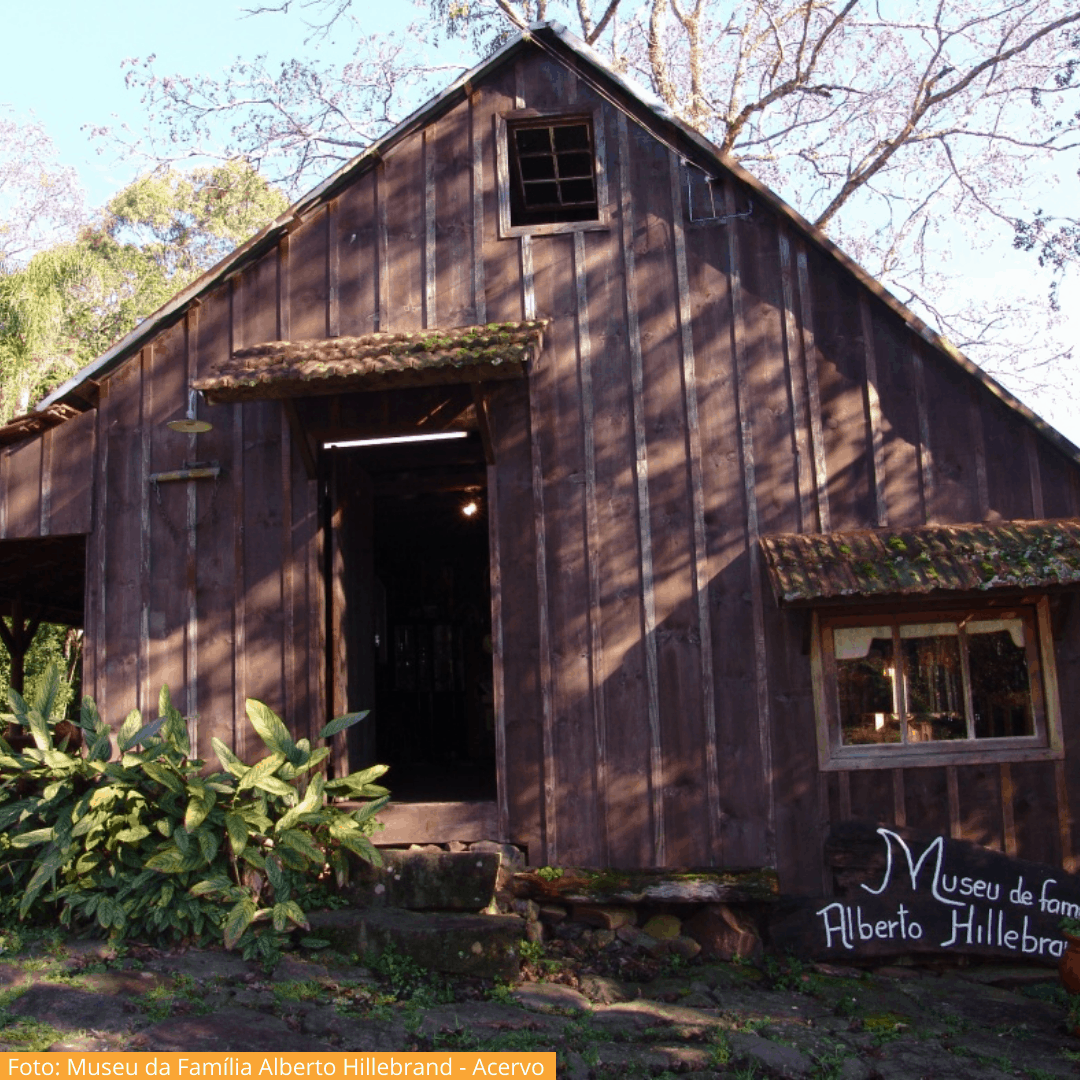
top-left (377, 165), bottom-right (389, 332)
top-left (487, 461), bottom-right (509, 841)
top-left (281, 410), bottom-right (296, 727)
top-left (670, 151), bottom-right (719, 862)
top-left (185, 313), bottom-right (200, 741)
top-left (424, 128), bottom-right (437, 329)
top-left (1057, 759), bottom-right (1075, 873)
top-left (139, 346), bottom-right (152, 720)
top-left (947, 765), bottom-right (961, 839)
top-left (433, 100), bottom-right (474, 329)
top-left (726, 177), bottom-right (776, 866)
top-left (912, 348), bottom-right (934, 523)
top-left (92, 385), bottom-right (110, 713)
top-left (327, 202), bottom-right (339, 338)
top-left (39, 429), bottom-right (52, 536)
top-left (1026, 427), bottom-right (1045, 519)
top-left (46, 408), bottom-right (96, 535)
top-left (969, 388), bottom-right (990, 520)
top-left (859, 296), bottom-right (888, 527)
top-left (470, 92), bottom-right (487, 326)
top-left (778, 232), bottom-right (814, 533)
top-left (1000, 762), bottom-right (1018, 857)
top-left (528, 348), bottom-right (557, 863)
top-left (279, 235), bottom-right (292, 342)
top-left (573, 229), bottom-right (609, 864)
top-left (0, 448), bottom-right (7, 539)
top-left (618, 111), bottom-right (665, 866)
top-left (795, 247), bottom-right (830, 532)
top-left (231, 281), bottom-right (247, 760)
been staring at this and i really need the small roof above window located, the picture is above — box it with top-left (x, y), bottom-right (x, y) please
top-left (761, 519), bottom-right (1080, 604)
top-left (193, 320), bottom-right (547, 403)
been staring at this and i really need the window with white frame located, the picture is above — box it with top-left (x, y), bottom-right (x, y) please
top-left (812, 599), bottom-right (1063, 770)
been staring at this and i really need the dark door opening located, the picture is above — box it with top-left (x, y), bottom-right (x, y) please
top-left (329, 433), bottom-right (495, 804)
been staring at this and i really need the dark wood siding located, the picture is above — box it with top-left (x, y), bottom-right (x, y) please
top-left (7, 41), bottom-right (1080, 882)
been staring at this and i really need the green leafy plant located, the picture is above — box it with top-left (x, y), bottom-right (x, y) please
top-left (535, 866), bottom-right (562, 883)
top-left (0, 664), bottom-right (388, 954)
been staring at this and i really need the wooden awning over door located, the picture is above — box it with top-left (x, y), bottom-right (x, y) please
top-left (193, 321), bottom-right (547, 403)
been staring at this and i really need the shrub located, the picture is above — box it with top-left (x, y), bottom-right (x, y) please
top-left (0, 665), bottom-right (387, 957)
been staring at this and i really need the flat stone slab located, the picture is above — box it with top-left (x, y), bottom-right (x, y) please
top-left (134, 1007), bottom-right (332, 1052)
top-left (350, 850), bottom-right (502, 911)
top-left (309, 908), bottom-right (525, 980)
top-left (512, 866), bottom-right (779, 903)
top-left (7, 985), bottom-right (139, 1034)
top-left (511, 982), bottom-right (591, 1012)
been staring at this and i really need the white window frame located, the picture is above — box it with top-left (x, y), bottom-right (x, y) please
top-left (811, 596), bottom-right (1064, 771)
top-left (495, 107), bottom-right (610, 239)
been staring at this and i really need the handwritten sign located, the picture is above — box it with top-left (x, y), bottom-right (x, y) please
top-left (769, 822), bottom-right (1080, 964)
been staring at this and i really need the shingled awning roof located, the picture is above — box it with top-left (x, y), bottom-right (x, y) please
top-left (0, 403), bottom-right (83, 448)
top-left (193, 321), bottom-right (547, 403)
top-left (760, 519), bottom-right (1080, 604)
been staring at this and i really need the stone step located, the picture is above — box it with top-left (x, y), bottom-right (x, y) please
top-left (348, 849), bottom-right (502, 911)
top-left (510, 866), bottom-right (780, 904)
top-left (309, 907), bottom-right (525, 980)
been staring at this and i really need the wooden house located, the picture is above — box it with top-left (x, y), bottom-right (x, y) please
top-left (4, 22), bottom-right (1080, 895)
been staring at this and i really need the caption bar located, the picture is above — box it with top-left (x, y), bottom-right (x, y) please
top-left (2, 1055), bottom-right (555, 1078)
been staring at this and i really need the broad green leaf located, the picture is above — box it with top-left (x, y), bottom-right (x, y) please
top-left (27, 708), bottom-right (51, 752)
top-left (31, 663), bottom-right (62, 723)
top-left (97, 897), bottom-right (115, 929)
top-left (339, 833), bottom-right (382, 868)
top-left (276, 847), bottom-right (308, 872)
top-left (350, 795), bottom-right (390, 825)
top-left (272, 900), bottom-right (309, 933)
top-left (141, 761), bottom-right (182, 793)
top-left (117, 709), bottom-right (144, 751)
top-left (115, 825), bottom-right (152, 843)
top-left (79, 695), bottom-right (101, 734)
top-left (189, 876), bottom-right (232, 898)
top-left (20, 844), bottom-right (64, 916)
top-left (318, 710), bottom-right (370, 740)
top-left (225, 812), bottom-right (249, 857)
top-left (253, 776), bottom-right (297, 800)
top-left (145, 848), bottom-right (186, 873)
top-left (278, 829), bottom-right (324, 865)
top-left (245, 700), bottom-right (297, 760)
top-left (173, 826), bottom-right (191, 855)
top-left (212, 737), bottom-right (249, 779)
top-left (185, 783), bottom-right (216, 831)
top-left (264, 852), bottom-right (285, 894)
top-left (236, 752), bottom-right (287, 792)
top-left (276, 774), bottom-right (324, 834)
top-left (239, 848), bottom-right (266, 870)
top-left (223, 897), bottom-right (258, 950)
top-left (197, 828), bottom-right (220, 865)
top-left (124, 716), bottom-right (166, 750)
top-left (11, 828), bottom-right (53, 848)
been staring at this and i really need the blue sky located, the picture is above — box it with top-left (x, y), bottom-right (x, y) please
top-left (4, 0), bottom-right (1079, 444)
top-left (3, 0), bottom-right (424, 206)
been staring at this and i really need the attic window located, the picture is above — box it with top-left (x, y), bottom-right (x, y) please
top-left (509, 119), bottom-right (598, 225)
top-left (496, 109), bottom-right (608, 238)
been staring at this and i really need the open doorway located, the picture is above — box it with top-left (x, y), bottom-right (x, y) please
top-left (328, 431), bottom-right (495, 803)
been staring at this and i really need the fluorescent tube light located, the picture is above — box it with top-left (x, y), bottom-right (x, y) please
top-left (323, 431), bottom-right (470, 449)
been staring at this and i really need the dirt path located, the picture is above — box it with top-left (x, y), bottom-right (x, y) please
top-left (1, 936), bottom-right (1078, 1077)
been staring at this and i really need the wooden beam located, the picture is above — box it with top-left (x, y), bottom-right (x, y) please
top-left (284, 399), bottom-right (317, 480)
top-left (471, 385), bottom-right (495, 466)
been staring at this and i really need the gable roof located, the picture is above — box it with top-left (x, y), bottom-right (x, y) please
top-left (29, 22), bottom-right (1080, 468)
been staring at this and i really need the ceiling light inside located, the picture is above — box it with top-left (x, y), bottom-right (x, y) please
top-left (323, 431), bottom-right (469, 449)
